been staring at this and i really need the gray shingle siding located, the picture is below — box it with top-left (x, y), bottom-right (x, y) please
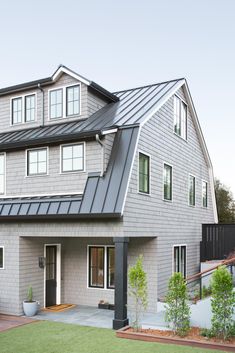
top-left (123, 86), bottom-right (215, 296)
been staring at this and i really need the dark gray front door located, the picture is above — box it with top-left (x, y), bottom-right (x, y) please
top-left (46, 245), bottom-right (57, 307)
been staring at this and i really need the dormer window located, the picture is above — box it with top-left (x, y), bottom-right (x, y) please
top-left (11, 94), bottom-right (36, 125)
top-left (49, 84), bottom-right (80, 120)
top-left (174, 95), bottom-right (187, 140)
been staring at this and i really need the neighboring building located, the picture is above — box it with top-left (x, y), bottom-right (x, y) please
top-left (0, 66), bottom-right (217, 328)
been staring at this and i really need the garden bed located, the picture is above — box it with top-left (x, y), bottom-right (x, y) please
top-left (116, 326), bottom-right (235, 352)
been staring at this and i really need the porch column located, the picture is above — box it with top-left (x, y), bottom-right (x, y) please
top-left (113, 237), bottom-right (129, 330)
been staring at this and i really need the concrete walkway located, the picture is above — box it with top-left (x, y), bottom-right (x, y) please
top-left (33, 305), bottom-right (168, 330)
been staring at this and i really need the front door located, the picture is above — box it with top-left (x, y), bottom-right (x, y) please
top-left (45, 245), bottom-right (57, 307)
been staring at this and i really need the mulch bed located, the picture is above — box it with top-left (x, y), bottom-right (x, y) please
top-left (0, 314), bottom-right (35, 332)
top-left (116, 326), bottom-right (235, 352)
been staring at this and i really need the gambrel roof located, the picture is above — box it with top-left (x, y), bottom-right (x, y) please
top-left (0, 66), bottom-right (218, 222)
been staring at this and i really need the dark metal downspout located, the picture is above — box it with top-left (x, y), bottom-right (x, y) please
top-left (38, 83), bottom-right (45, 126)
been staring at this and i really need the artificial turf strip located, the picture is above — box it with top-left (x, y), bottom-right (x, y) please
top-left (0, 321), bottom-right (225, 353)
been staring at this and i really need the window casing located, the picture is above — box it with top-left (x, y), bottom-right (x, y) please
top-left (164, 164), bottom-right (172, 201)
top-left (202, 181), bottom-right (208, 207)
top-left (189, 175), bottom-right (196, 206)
top-left (61, 143), bottom-right (84, 173)
top-left (66, 85), bottom-right (80, 116)
top-left (174, 95), bottom-right (187, 140)
top-left (49, 89), bottom-right (63, 119)
top-left (27, 148), bottom-right (47, 176)
top-left (0, 246), bottom-right (4, 269)
top-left (0, 154), bottom-right (5, 195)
top-left (12, 94), bottom-right (36, 124)
top-left (138, 152), bottom-right (150, 194)
top-left (88, 246), bottom-right (115, 289)
top-left (173, 245), bottom-right (186, 278)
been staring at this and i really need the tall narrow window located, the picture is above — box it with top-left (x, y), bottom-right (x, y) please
top-left (0, 154), bottom-right (5, 195)
top-left (0, 247), bottom-right (4, 269)
top-left (189, 175), bottom-right (196, 206)
top-left (202, 181), bottom-right (208, 207)
top-left (89, 247), bottom-right (104, 288)
top-left (107, 247), bottom-right (115, 289)
top-left (164, 164), bottom-right (172, 201)
top-left (66, 85), bottom-right (80, 116)
top-left (174, 95), bottom-right (187, 140)
top-left (12, 97), bottom-right (22, 124)
top-left (61, 144), bottom-right (84, 173)
top-left (49, 89), bottom-right (63, 119)
top-left (174, 245), bottom-right (186, 277)
top-left (139, 152), bottom-right (150, 194)
top-left (25, 95), bottom-right (35, 122)
top-left (27, 148), bottom-right (47, 176)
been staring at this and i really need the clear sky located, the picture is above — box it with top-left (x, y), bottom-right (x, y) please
top-left (0, 0), bottom-right (234, 194)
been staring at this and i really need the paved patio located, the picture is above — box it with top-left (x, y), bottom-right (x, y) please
top-left (33, 305), bottom-right (168, 329)
top-left (0, 314), bottom-right (34, 332)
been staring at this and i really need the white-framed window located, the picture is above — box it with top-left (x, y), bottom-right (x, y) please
top-left (138, 152), bottom-right (150, 194)
top-left (88, 245), bottom-right (115, 289)
top-left (163, 163), bottom-right (172, 201)
top-left (174, 95), bottom-right (187, 140)
top-left (189, 175), bottom-right (196, 206)
top-left (202, 180), bottom-right (208, 208)
top-left (61, 143), bottom-right (84, 173)
top-left (49, 84), bottom-right (81, 120)
top-left (0, 153), bottom-right (6, 195)
top-left (173, 245), bottom-right (186, 278)
top-left (27, 148), bottom-right (48, 176)
top-left (0, 246), bottom-right (4, 269)
top-left (11, 94), bottom-right (36, 124)
top-left (66, 85), bottom-right (80, 116)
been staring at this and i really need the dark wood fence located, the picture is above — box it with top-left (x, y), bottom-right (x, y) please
top-left (201, 224), bottom-right (235, 261)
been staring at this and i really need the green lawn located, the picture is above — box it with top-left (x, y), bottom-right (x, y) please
top-left (0, 321), bottom-right (225, 353)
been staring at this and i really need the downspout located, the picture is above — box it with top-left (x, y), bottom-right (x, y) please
top-left (38, 83), bottom-right (45, 126)
top-left (95, 134), bottom-right (105, 176)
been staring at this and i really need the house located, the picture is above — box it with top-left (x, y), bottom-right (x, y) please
top-left (0, 65), bottom-right (217, 329)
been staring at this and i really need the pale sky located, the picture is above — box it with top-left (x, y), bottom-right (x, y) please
top-left (0, 0), bottom-right (234, 194)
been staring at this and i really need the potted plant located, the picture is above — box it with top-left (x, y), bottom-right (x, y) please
top-left (23, 286), bottom-right (39, 317)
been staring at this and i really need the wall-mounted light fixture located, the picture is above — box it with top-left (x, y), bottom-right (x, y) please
top-left (38, 256), bottom-right (46, 269)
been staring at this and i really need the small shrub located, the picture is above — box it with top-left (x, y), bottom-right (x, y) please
top-left (128, 255), bottom-right (148, 331)
top-left (27, 286), bottom-right (33, 302)
top-left (165, 272), bottom-right (190, 336)
top-left (202, 285), bottom-right (212, 299)
top-left (210, 266), bottom-right (235, 340)
top-left (200, 328), bottom-right (215, 338)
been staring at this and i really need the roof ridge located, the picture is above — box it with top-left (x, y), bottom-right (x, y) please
top-left (113, 77), bottom-right (185, 94)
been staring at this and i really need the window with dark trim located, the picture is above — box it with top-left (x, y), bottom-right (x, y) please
top-left (164, 164), bottom-right (172, 201)
top-left (107, 247), bottom-right (115, 289)
top-left (202, 181), bottom-right (208, 207)
top-left (25, 95), bottom-right (36, 122)
top-left (66, 85), bottom-right (80, 116)
top-left (12, 97), bottom-right (22, 124)
top-left (174, 245), bottom-right (186, 278)
top-left (0, 154), bottom-right (5, 195)
top-left (189, 175), bottom-right (196, 206)
top-left (27, 148), bottom-right (47, 176)
top-left (89, 247), bottom-right (104, 288)
top-left (174, 95), bottom-right (187, 140)
top-left (12, 94), bottom-right (36, 124)
top-left (139, 152), bottom-right (150, 194)
top-left (49, 89), bottom-right (63, 119)
top-left (0, 247), bottom-right (4, 269)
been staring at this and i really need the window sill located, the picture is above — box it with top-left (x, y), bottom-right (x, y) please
top-left (163, 198), bottom-right (173, 203)
top-left (138, 191), bottom-right (151, 196)
top-left (49, 114), bottom-right (82, 121)
top-left (87, 286), bottom-right (114, 291)
top-left (60, 170), bottom-right (86, 175)
top-left (25, 174), bottom-right (49, 178)
top-left (173, 132), bottom-right (188, 142)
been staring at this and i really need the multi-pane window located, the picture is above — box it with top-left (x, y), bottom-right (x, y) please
top-left (89, 247), bottom-right (104, 288)
top-left (139, 152), bottom-right (150, 194)
top-left (88, 246), bottom-right (115, 289)
top-left (202, 181), bottom-right (208, 207)
top-left (107, 247), bottom-right (115, 289)
top-left (66, 85), bottom-right (80, 116)
top-left (49, 89), bottom-right (63, 119)
top-left (189, 175), bottom-right (196, 206)
top-left (164, 164), bottom-right (172, 201)
top-left (0, 247), bottom-right (4, 269)
top-left (174, 245), bottom-right (186, 277)
top-left (61, 144), bottom-right (84, 172)
top-left (25, 95), bottom-right (36, 122)
top-left (0, 154), bottom-right (5, 194)
top-left (27, 148), bottom-right (47, 176)
top-left (12, 97), bottom-right (22, 124)
top-left (174, 95), bottom-right (187, 140)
